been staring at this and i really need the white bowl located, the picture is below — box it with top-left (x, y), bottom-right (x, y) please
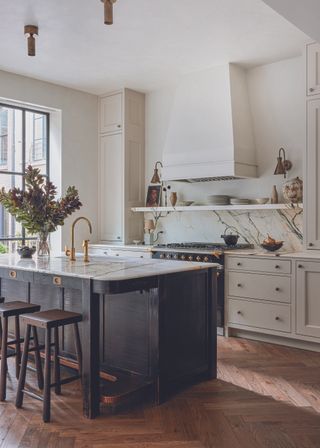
top-left (252, 198), bottom-right (269, 204)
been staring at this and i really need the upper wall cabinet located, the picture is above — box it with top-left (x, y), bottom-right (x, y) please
top-left (307, 42), bottom-right (320, 96)
top-left (100, 92), bottom-right (123, 134)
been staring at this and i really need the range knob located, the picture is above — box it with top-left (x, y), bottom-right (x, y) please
top-left (181, 255), bottom-right (186, 260)
top-left (188, 255), bottom-right (194, 261)
top-left (166, 254), bottom-right (171, 259)
top-left (160, 254), bottom-right (165, 259)
top-left (203, 256), bottom-right (209, 262)
top-left (196, 256), bottom-right (202, 262)
top-left (173, 254), bottom-right (179, 260)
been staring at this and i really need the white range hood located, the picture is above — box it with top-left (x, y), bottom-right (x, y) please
top-left (162, 64), bottom-right (257, 182)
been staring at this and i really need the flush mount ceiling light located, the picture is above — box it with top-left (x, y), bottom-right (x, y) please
top-left (274, 147), bottom-right (292, 179)
top-left (24, 25), bottom-right (38, 56)
top-left (100, 0), bottom-right (117, 25)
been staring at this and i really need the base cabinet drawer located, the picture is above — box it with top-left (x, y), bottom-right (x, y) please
top-left (226, 256), bottom-right (291, 274)
top-left (228, 298), bottom-right (291, 333)
top-left (228, 272), bottom-right (291, 303)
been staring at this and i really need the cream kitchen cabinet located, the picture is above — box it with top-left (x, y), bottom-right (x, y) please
top-left (99, 89), bottom-right (145, 244)
top-left (100, 92), bottom-right (123, 134)
top-left (296, 260), bottom-right (320, 339)
top-left (306, 42), bottom-right (320, 97)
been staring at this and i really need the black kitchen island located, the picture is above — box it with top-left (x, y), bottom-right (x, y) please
top-left (0, 254), bottom-right (220, 419)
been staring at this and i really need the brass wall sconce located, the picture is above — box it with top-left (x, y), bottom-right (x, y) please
top-left (274, 147), bottom-right (292, 179)
top-left (100, 0), bottom-right (117, 25)
top-left (24, 25), bottom-right (38, 57)
top-left (150, 161), bottom-right (163, 184)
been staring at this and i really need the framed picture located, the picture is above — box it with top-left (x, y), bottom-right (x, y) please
top-left (146, 185), bottom-right (161, 207)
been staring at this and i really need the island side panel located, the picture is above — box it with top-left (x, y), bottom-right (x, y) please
top-left (157, 268), bottom-right (217, 402)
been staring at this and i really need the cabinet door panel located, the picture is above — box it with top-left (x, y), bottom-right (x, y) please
top-left (306, 99), bottom-right (320, 249)
top-left (296, 261), bottom-right (320, 338)
top-left (307, 43), bottom-right (320, 96)
top-left (100, 93), bottom-right (122, 134)
top-left (100, 133), bottom-right (123, 242)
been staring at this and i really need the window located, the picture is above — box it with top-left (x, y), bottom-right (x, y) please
top-left (0, 103), bottom-right (49, 252)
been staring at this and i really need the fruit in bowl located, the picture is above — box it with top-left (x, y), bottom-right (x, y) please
top-left (260, 234), bottom-right (284, 252)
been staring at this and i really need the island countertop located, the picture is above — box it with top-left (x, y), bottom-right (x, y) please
top-left (0, 254), bottom-right (221, 282)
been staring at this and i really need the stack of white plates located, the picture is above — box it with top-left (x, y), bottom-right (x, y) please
top-left (207, 195), bottom-right (230, 205)
top-left (230, 198), bottom-right (251, 205)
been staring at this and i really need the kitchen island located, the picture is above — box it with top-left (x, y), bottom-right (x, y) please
top-left (0, 255), bottom-right (220, 419)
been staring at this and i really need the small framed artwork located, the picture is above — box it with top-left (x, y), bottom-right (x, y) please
top-left (146, 185), bottom-right (161, 207)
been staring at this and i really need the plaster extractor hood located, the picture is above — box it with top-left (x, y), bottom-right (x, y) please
top-left (162, 64), bottom-right (257, 182)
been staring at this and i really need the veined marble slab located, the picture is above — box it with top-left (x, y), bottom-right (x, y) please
top-left (0, 254), bottom-right (220, 281)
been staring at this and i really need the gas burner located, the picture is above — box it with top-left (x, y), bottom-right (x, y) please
top-left (155, 242), bottom-right (252, 250)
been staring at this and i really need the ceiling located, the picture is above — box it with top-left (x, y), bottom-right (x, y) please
top-left (0, 0), bottom-right (309, 95)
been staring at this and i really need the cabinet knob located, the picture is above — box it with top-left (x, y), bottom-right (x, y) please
top-left (237, 310), bottom-right (242, 315)
top-left (117, 236), bottom-right (121, 240)
top-left (309, 87), bottom-right (315, 92)
top-left (117, 124), bottom-right (121, 128)
top-left (275, 265), bottom-right (280, 269)
top-left (237, 283), bottom-right (242, 287)
top-left (237, 262), bottom-right (242, 266)
top-left (275, 316), bottom-right (280, 321)
top-left (309, 243), bottom-right (314, 247)
top-left (298, 264), bottom-right (304, 269)
top-left (275, 287), bottom-right (280, 292)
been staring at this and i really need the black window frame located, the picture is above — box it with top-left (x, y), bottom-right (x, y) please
top-left (0, 102), bottom-right (50, 245)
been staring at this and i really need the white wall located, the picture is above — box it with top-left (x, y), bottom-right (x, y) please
top-left (146, 56), bottom-right (304, 204)
top-left (0, 70), bottom-right (98, 251)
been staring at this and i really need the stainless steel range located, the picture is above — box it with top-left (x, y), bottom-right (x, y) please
top-left (152, 242), bottom-right (253, 332)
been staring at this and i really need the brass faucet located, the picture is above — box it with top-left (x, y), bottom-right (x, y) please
top-left (65, 217), bottom-right (92, 262)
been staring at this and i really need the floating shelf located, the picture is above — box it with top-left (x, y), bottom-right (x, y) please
top-left (131, 204), bottom-right (303, 213)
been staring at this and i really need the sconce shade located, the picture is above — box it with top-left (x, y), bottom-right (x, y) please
top-left (274, 147), bottom-right (292, 179)
top-left (150, 161), bottom-right (163, 184)
top-left (144, 219), bottom-right (155, 232)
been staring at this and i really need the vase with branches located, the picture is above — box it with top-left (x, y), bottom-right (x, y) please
top-left (0, 166), bottom-right (82, 257)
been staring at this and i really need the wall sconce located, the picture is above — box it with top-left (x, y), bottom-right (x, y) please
top-left (24, 25), bottom-right (38, 57)
top-left (100, 0), bottom-right (117, 25)
top-left (150, 161), bottom-right (163, 184)
top-left (274, 147), bottom-right (292, 179)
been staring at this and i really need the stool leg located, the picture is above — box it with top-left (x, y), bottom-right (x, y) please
top-left (53, 327), bottom-right (61, 395)
top-left (15, 324), bottom-right (32, 408)
top-left (15, 315), bottom-right (21, 379)
top-left (0, 317), bottom-right (2, 348)
top-left (32, 327), bottom-right (44, 390)
top-left (43, 328), bottom-right (51, 423)
top-left (73, 323), bottom-right (82, 383)
top-left (0, 317), bottom-right (8, 401)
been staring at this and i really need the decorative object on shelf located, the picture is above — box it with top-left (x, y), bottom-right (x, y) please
top-left (283, 177), bottom-right (303, 204)
top-left (0, 166), bottom-right (82, 258)
top-left (162, 184), bottom-right (171, 207)
top-left (144, 219), bottom-right (155, 245)
top-left (150, 161), bottom-right (163, 184)
top-left (251, 198), bottom-right (269, 204)
top-left (221, 227), bottom-right (239, 246)
top-left (260, 234), bottom-right (284, 252)
top-left (24, 25), bottom-right (38, 57)
top-left (17, 245), bottom-right (36, 259)
top-left (230, 198), bottom-right (250, 205)
top-left (274, 147), bottom-right (292, 178)
top-left (146, 185), bottom-right (161, 207)
top-left (208, 195), bottom-right (230, 205)
top-left (271, 185), bottom-right (279, 204)
top-left (100, 0), bottom-right (117, 25)
top-left (178, 200), bottom-right (193, 206)
top-left (170, 192), bottom-right (177, 207)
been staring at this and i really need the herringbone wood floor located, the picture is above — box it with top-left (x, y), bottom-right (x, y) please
top-left (0, 336), bottom-right (319, 447)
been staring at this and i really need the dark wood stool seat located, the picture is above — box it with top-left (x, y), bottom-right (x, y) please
top-left (0, 300), bottom-right (42, 401)
top-left (16, 309), bottom-right (83, 423)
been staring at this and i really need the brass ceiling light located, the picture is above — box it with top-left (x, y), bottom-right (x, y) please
top-left (24, 25), bottom-right (38, 57)
top-left (150, 161), bottom-right (163, 184)
top-left (274, 147), bottom-right (292, 179)
top-left (101, 0), bottom-right (117, 25)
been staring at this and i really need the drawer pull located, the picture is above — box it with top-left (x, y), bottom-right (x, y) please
top-left (53, 276), bottom-right (62, 286)
top-left (298, 264), bottom-right (304, 269)
top-left (275, 265), bottom-right (280, 269)
top-left (275, 287), bottom-right (280, 292)
top-left (309, 87), bottom-right (315, 92)
top-left (9, 270), bottom-right (17, 278)
top-left (237, 310), bottom-right (242, 315)
top-left (275, 316), bottom-right (280, 321)
top-left (237, 283), bottom-right (242, 287)
top-left (237, 262), bottom-right (242, 266)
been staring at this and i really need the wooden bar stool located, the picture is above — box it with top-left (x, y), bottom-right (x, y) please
top-left (0, 300), bottom-right (42, 401)
top-left (16, 309), bottom-right (83, 423)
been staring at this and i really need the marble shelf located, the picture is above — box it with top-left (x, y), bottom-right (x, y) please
top-left (131, 204), bottom-right (303, 213)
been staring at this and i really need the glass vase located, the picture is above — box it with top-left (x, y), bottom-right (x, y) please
top-left (37, 231), bottom-right (50, 258)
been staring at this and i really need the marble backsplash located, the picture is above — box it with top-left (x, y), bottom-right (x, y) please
top-left (146, 207), bottom-right (303, 252)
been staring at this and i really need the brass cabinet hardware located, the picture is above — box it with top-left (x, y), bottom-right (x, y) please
top-left (9, 270), bottom-right (17, 278)
top-left (53, 276), bottom-right (62, 286)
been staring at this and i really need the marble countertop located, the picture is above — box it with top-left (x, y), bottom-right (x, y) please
top-left (90, 243), bottom-right (152, 252)
top-left (0, 254), bottom-right (221, 282)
